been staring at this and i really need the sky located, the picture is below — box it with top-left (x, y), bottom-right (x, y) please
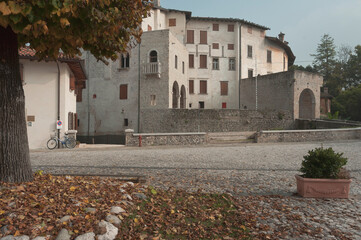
top-left (161, 0), bottom-right (361, 66)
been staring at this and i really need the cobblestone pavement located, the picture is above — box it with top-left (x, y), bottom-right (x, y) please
top-left (31, 140), bottom-right (361, 239)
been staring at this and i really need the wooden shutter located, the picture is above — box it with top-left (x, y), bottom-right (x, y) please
top-left (200, 31), bottom-right (207, 44)
top-left (76, 89), bottom-right (83, 102)
top-left (70, 75), bottom-right (75, 91)
top-left (74, 113), bottom-right (78, 130)
top-left (200, 55), bottom-right (207, 69)
top-left (68, 112), bottom-right (73, 130)
top-left (120, 85), bottom-right (128, 99)
top-left (212, 43), bottom-right (219, 49)
top-left (189, 54), bottom-right (194, 68)
top-left (189, 80), bottom-right (194, 94)
top-left (169, 18), bottom-right (176, 27)
top-left (200, 80), bottom-right (207, 94)
top-left (222, 102), bottom-right (227, 109)
top-left (228, 44), bottom-right (234, 50)
top-left (228, 24), bottom-right (234, 32)
top-left (221, 82), bottom-right (228, 96)
top-left (213, 24), bottom-right (219, 31)
top-left (187, 30), bottom-right (194, 44)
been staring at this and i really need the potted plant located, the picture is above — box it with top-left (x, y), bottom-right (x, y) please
top-left (295, 147), bottom-right (352, 198)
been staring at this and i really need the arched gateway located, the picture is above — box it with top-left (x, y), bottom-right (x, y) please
top-left (299, 88), bottom-right (316, 119)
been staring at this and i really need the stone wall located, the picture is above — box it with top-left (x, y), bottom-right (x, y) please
top-left (256, 128), bottom-right (361, 143)
top-left (296, 119), bottom-right (361, 130)
top-left (125, 130), bottom-right (206, 146)
top-left (140, 109), bottom-right (294, 133)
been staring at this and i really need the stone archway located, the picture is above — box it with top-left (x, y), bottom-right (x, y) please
top-left (180, 85), bottom-right (186, 109)
top-left (172, 81), bottom-right (179, 109)
top-left (299, 88), bottom-right (316, 119)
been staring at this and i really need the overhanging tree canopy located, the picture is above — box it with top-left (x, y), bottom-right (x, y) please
top-left (0, 0), bottom-right (150, 182)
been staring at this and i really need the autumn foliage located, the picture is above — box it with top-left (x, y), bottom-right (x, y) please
top-left (0, 0), bottom-right (151, 61)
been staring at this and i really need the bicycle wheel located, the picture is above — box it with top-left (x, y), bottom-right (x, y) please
top-left (65, 138), bottom-right (76, 149)
top-left (47, 138), bottom-right (58, 150)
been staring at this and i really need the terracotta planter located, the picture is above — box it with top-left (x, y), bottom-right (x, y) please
top-left (295, 175), bottom-right (352, 199)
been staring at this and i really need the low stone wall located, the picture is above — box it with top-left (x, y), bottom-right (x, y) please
top-left (125, 130), bottom-right (207, 147)
top-left (296, 119), bottom-right (361, 130)
top-left (140, 109), bottom-right (294, 133)
top-left (256, 128), bottom-right (361, 143)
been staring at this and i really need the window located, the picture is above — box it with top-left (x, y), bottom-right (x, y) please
top-left (247, 45), bottom-right (252, 58)
top-left (200, 31), bottom-right (207, 44)
top-left (150, 95), bottom-right (156, 106)
top-left (69, 74), bottom-right (75, 91)
top-left (124, 119), bottom-right (129, 127)
top-left (229, 58), bottom-right (236, 71)
top-left (175, 55), bottom-right (178, 69)
top-left (189, 54), bottom-right (194, 68)
top-left (248, 69), bottom-right (253, 78)
top-left (199, 101), bottom-right (205, 109)
top-left (148, 25), bottom-right (152, 31)
top-left (228, 44), bottom-right (234, 50)
top-left (228, 24), bottom-right (234, 32)
top-left (68, 112), bottom-right (77, 130)
top-left (182, 61), bottom-right (185, 74)
top-left (200, 80), bottom-right (207, 94)
top-left (212, 58), bottom-right (219, 70)
top-left (169, 18), bottom-right (176, 27)
top-left (248, 27), bottom-right (252, 34)
top-left (267, 50), bottom-right (272, 63)
top-left (220, 81), bottom-right (228, 95)
top-left (149, 50), bottom-right (158, 62)
top-left (76, 89), bottom-right (83, 102)
top-left (187, 30), bottom-right (194, 44)
top-left (120, 84), bottom-right (128, 100)
top-left (283, 56), bottom-right (286, 71)
top-left (213, 23), bottom-right (219, 31)
top-left (189, 80), bottom-right (194, 94)
top-left (222, 102), bottom-right (227, 109)
top-left (199, 55), bottom-right (207, 69)
top-left (120, 53), bottom-right (130, 69)
top-left (212, 43), bottom-right (219, 49)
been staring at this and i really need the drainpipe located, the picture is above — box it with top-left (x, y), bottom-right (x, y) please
top-left (238, 23), bottom-right (242, 109)
top-left (56, 60), bottom-right (60, 148)
top-left (137, 42), bottom-right (141, 133)
top-left (86, 51), bottom-right (90, 141)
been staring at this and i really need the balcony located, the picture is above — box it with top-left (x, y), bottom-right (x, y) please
top-left (143, 62), bottom-right (161, 78)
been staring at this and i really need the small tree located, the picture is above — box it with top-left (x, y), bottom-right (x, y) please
top-left (0, 0), bottom-right (150, 182)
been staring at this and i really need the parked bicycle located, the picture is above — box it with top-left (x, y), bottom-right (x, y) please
top-left (47, 132), bottom-right (76, 150)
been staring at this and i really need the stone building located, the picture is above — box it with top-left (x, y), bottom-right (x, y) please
top-left (76, 0), bottom-right (297, 143)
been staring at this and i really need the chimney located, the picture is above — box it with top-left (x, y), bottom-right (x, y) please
top-left (153, 0), bottom-right (160, 7)
top-left (278, 32), bottom-right (285, 42)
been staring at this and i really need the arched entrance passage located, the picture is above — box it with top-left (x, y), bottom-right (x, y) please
top-left (180, 85), bottom-right (186, 109)
top-left (172, 81), bottom-right (179, 109)
top-left (299, 88), bottom-right (316, 119)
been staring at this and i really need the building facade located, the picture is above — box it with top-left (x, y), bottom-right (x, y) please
top-left (76, 0), bottom-right (296, 143)
top-left (20, 48), bottom-right (86, 149)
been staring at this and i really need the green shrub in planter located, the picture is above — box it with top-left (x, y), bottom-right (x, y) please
top-left (300, 147), bottom-right (348, 179)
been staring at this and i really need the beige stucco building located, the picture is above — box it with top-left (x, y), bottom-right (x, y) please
top-left (76, 0), bottom-right (298, 143)
top-left (20, 48), bottom-right (86, 149)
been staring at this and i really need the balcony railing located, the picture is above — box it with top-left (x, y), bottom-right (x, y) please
top-left (143, 62), bottom-right (161, 77)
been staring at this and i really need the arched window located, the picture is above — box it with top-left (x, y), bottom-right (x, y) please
top-left (149, 50), bottom-right (158, 63)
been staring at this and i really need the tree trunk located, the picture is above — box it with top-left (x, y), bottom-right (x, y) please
top-left (0, 26), bottom-right (33, 182)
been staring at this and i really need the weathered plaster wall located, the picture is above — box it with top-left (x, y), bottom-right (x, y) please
top-left (22, 60), bottom-right (76, 149)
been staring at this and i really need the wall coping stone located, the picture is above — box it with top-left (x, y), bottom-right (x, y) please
top-left (260, 127), bottom-right (361, 134)
top-left (133, 132), bottom-right (207, 137)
